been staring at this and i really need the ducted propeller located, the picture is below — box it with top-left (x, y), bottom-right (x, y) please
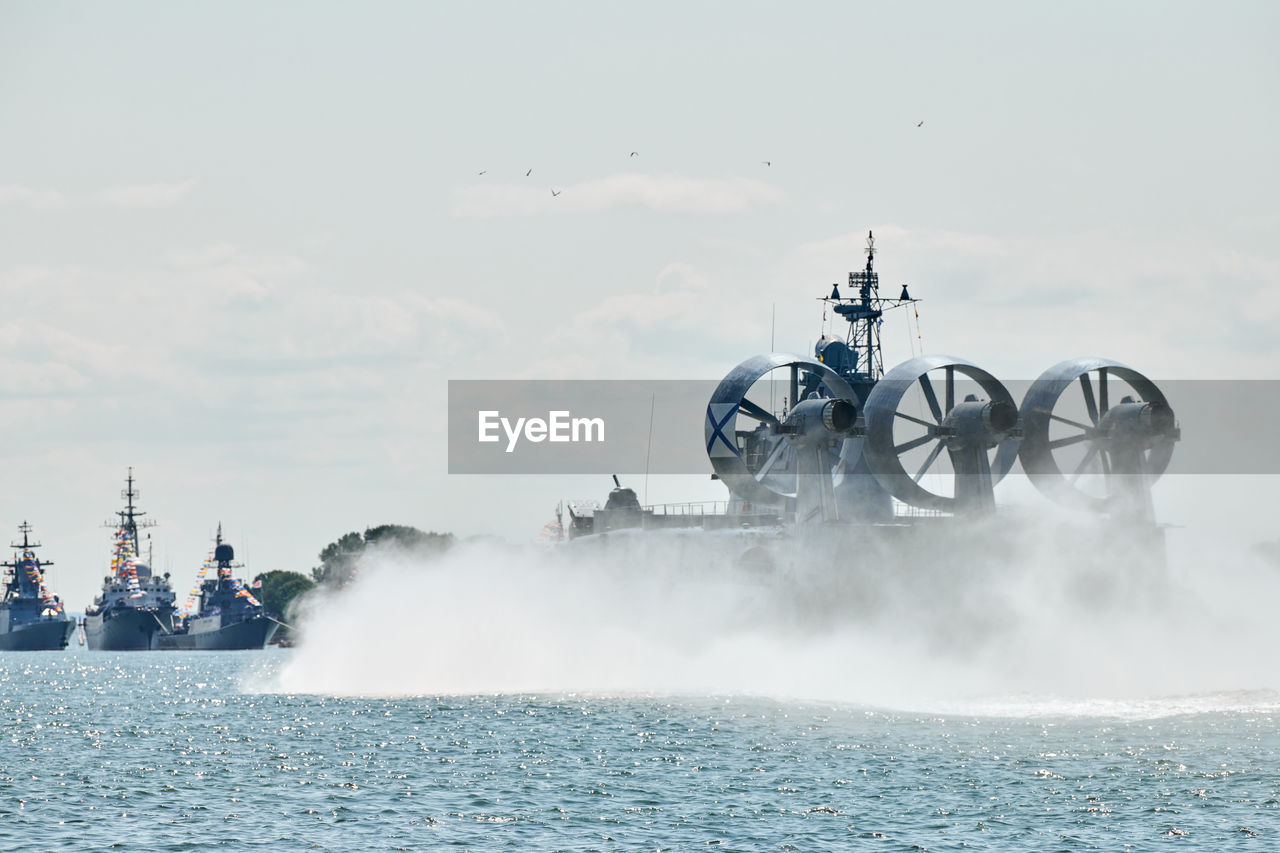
top-left (705, 354), bottom-right (863, 518)
top-left (862, 355), bottom-right (1021, 514)
top-left (1000, 357), bottom-right (1178, 520)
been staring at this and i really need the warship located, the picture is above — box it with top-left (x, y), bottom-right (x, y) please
top-left (158, 524), bottom-right (278, 650)
top-left (83, 470), bottom-right (178, 650)
top-left (0, 522), bottom-right (75, 651)
top-left (562, 232), bottom-right (1178, 579)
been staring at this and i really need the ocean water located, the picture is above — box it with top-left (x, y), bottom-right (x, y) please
top-left (1, 651), bottom-right (1276, 852)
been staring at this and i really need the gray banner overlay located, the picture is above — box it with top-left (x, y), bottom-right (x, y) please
top-left (448, 380), bottom-right (1280, 475)
top-left (449, 381), bottom-right (716, 474)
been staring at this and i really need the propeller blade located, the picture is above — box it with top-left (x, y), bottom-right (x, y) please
top-left (737, 397), bottom-right (780, 426)
top-left (1099, 448), bottom-right (1112, 478)
top-left (1045, 410), bottom-right (1095, 432)
top-left (1069, 445), bottom-right (1099, 483)
top-left (1048, 433), bottom-right (1089, 450)
top-left (1098, 367), bottom-right (1109, 413)
top-left (755, 439), bottom-right (788, 480)
top-left (895, 434), bottom-right (936, 455)
top-left (945, 366), bottom-right (954, 414)
top-left (895, 411), bottom-right (936, 429)
top-left (913, 442), bottom-right (945, 482)
top-left (919, 375), bottom-right (943, 423)
top-left (1080, 374), bottom-right (1099, 425)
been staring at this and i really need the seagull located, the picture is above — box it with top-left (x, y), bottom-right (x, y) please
top-left (526, 168), bottom-right (532, 176)
top-left (478, 170), bottom-right (487, 175)
top-left (551, 189), bottom-right (561, 197)
top-left (761, 160), bottom-right (771, 166)
top-left (630, 151), bottom-right (639, 158)
top-left (916, 121), bottom-right (924, 127)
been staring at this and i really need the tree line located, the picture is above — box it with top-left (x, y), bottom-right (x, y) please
top-left (253, 524), bottom-right (454, 640)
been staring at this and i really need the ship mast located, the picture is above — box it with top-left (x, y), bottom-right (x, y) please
top-left (12, 520), bottom-right (42, 556)
top-left (119, 468), bottom-right (147, 542)
top-left (819, 230), bottom-right (918, 393)
top-left (105, 467), bottom-right (156, 573)
top-left (3, 521), bottom-right (52, 602)
top-left (215, 522), bottom-right (233, 580)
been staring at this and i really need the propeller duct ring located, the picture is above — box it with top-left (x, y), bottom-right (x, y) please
top-left (705, 354), bottom-right (856, 507)
top-left (862, 355), bottom-right (1020, 511)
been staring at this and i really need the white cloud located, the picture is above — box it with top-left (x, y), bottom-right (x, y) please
top-left (555, 262), bottom-right (716, 335)
top-left (0, 355), bottom-right (88, 395)
top-left (512, 259), bottom-right (775, 379)
top-left (0, 180), bottom-right (195, 210)
top-left (0, 247), bottom-right (514, 406)
top-left (162, 243), bottom-right (307, 308)
top-left (0, 186), bottom-right (66, 208)
top-left (451, 173), bottom-right (784, 218)
top-left (91, 180), bottom-right (196, 208)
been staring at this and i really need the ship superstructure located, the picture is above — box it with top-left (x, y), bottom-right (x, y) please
top-left (0, 522), bottom-right (75, 650)
top-left (159, 524), bottom-right (277, 650)
top-left (83, 469), bottom-right (177, 650)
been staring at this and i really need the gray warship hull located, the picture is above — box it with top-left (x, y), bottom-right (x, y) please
top-left (84, 607), bottom-right (174, 651)
top-left (1, 522), bottom-right (75, 651)
top-left (157, 615), bottom-right (278, 650)
top-left (0, 617), bottom-right (75, 651)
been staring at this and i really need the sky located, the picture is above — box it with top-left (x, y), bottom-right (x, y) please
top-left (1, 1), bottom-right (1277, 608)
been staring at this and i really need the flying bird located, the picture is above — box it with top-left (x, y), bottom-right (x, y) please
top-left (916, 121), bottom-right (924, 127)
top-left (478, 170), bottom-right (487, 175)
top-left (526, 168), bottom-right (532, 176)
top-left (551, 189), bottom-right (561, 197)
top-left (761, 160), bottom-right (771, 166)
top-left (630, 151), bottom-right (639, 158)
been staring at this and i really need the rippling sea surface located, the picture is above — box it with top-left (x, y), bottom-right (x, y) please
top-left (1, 651), bottom-right (1276, 852)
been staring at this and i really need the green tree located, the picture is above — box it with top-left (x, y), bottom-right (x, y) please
top-left (311, 525), bottom-right (454, 587)
top-left (364, 524), bottom-right (453, 554)
top-left (311, 531), bottom-right (364, 586)
top-left (251, 569), bottom-right (315, 638)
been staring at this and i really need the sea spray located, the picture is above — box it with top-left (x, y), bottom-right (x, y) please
top-left (268, 512), bottom-right (1280, 709)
